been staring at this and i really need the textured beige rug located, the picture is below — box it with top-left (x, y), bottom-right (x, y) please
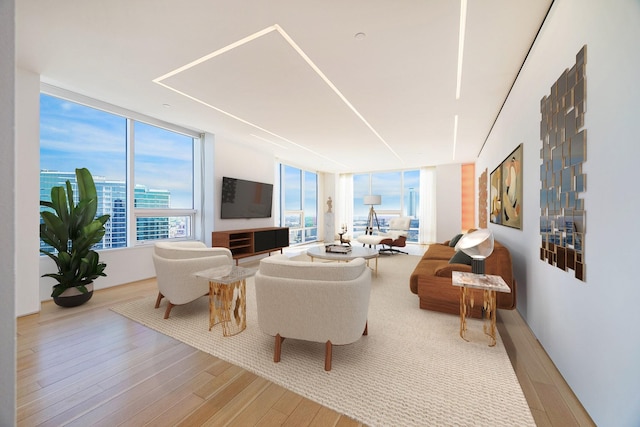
top-left (112, 254), bottom-right (534, 426)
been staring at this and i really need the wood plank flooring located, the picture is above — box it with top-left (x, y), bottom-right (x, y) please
top-left (16, 260), bottom-right (594, 426)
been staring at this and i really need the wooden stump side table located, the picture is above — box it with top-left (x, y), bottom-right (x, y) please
top-left (195, 265), bottom-right (257, 337)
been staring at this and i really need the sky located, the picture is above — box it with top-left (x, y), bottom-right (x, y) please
top-left (40, 93), bottom-right (194, 208)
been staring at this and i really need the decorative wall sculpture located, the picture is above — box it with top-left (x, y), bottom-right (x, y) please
top-left (539, 45), bottom-right (587, 281)
top-left (490, 144), bottom-right (523, 229)
top-left (479, 168), bottom-right (488, 228)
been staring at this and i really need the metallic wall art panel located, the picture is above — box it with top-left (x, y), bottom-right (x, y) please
top-left (539, 45), bottom-right (587, 281)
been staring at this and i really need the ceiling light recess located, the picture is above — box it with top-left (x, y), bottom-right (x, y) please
top-left (153, 24), bottom-right (400, 168)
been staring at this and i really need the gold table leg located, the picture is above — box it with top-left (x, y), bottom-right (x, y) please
top-left (482, 289), bottom-right (498, 347)
top-left (459, 286), bottom-right (497, 346)
top-left (459, 286), bottom-right (469, 342)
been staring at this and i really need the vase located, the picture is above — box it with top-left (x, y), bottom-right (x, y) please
top-left (53, 282), bottom-right (94, 307)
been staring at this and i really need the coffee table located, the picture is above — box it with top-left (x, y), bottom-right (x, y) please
top-left (451, 271), bottom-right (511, 346)
top-left (194, 265), bottom-right (257, 336)
top-left (306, 246), bottom-right (378, 276)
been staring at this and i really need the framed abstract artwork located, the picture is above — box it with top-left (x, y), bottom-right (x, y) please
top-left (490, 144), bottom-right (523, 229)
top-left (490, 166), bottom-right (502, 225)
top-left (500, 144), bottom-right (523, 229)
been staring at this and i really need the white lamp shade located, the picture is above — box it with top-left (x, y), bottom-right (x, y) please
top-left (363, 195), bottom-right (381, 205)
top-left (455, 229), bottom-right (494, 259)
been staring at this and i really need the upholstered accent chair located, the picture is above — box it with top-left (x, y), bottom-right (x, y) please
top-left (254, 255), bottom-right (371, 371)
top-left (152, 241), bottom-right (233, 319)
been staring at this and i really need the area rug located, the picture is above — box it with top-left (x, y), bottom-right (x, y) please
top-left (111, 254), bottom-right (535, 426)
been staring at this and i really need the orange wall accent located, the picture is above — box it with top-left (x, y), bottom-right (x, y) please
top-left (461, 163), bottom-right (475, 231)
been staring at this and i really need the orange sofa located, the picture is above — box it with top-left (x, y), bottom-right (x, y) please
top-left (409, 238), bottom-right (516, 318)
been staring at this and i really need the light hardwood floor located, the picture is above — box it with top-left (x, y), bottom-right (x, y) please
top-left (17, 255), bottom-right (594, 426)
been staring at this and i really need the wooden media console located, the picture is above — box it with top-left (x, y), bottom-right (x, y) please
top-left (212, 227), bottom-right (289, 264)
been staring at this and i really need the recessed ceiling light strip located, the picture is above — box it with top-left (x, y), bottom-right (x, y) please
top-left (273, 25), bottom-right (403, 164)
top-left (153, 26), bottom-right (279, 83)
top-left (456, 0), bottom-right (467, 100)
top-left (154, 79), bottom-right (349, 168)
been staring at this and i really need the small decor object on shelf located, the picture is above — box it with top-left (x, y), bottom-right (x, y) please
top-left (338, 224), bottom-right (351, 246)
top-left (325, 244), bottom-right (352, 254)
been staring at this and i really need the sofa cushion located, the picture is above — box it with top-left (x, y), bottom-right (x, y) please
top-left (259, 254), bottom-right (366, 281)
top-left (448, 233), bottom-right (464, 247)
top-left (422, 244), bottom-right (455, 260)
top-left (449, 250), bottom-right (472, 265)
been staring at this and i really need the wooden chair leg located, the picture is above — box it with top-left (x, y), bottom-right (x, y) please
top-left (163, 302), bottom-right (174, 319)
top-left (325, 341), bottom-right (333, 371)
top-left (274, 334), bottom-right (284, 363)
top-left (155, 292), bottom-right (164, 308)
top-left (363, 321), bottom-right (368, 336)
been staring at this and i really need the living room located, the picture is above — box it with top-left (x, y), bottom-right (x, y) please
top-left (2, 1), bottom-right (640, 426)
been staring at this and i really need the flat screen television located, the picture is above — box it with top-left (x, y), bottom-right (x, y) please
top-left (220, 176), bottom-right (274, 219)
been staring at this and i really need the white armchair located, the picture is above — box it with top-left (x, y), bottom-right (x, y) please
top-left (152, 241), bottom-right (233, 319)
top-left (254, 254), bottom-right (371, 371)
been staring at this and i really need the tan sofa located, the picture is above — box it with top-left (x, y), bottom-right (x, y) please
top-left (409, 238), bottom-right (516, 318)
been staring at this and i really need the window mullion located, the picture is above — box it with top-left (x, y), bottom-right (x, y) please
top-left (126, 119), bottom-right (136, 246)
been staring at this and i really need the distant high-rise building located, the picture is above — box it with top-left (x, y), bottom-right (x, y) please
top-left (40, 170), bottom-right (173, 252)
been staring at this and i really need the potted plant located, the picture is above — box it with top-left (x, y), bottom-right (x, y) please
top-left (40, 168), bottom-right (110, 307)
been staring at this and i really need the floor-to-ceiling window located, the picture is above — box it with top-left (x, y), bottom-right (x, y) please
top-left (352, 170), bottom-right (420, 242)
top-left (281, 164), bottom-right (318, 245)
top-left (40, 89), bottom-right (197, 253)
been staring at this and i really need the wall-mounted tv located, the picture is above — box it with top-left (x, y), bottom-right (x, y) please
top-left (221, 176), bottom-right (274, 219)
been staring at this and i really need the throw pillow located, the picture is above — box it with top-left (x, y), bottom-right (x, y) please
top-left (449, 250), bottom-right (472, 265)
top-left (449, 233), bottom-right (464, 247)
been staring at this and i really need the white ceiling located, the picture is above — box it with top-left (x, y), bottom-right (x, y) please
top-left (16, 0), bottom-right (552, 174)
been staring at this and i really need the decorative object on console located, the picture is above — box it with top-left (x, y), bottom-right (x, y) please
top-left (325, 244), bottom-right (352, 254)
top-left (539, 45), bottom-right (587, 281)
top-left (455, 229), bottom-right (495, 275)
top-left (363, 195), bottom-right (381, 234)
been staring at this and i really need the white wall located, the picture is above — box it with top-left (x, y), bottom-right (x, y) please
top-left (0, 1), bottom-right (16, 424)
top-left (435, 164), bottom-right (462, 242)
top-left (476, 1), bottom-right (640, 425)
top-left (213, 139), bottom-right (279, 232)
top-left (16, 68), bottom-right (41, 315)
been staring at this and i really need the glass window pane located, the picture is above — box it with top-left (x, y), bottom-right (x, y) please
top-left (283, 165), bottom-right (302, 211)
top-left (304, 171), bottom-right (317, 228)
top-left (134, 122), bottom-right (194, 209)
top-left (353, 174), bottom-right (370, 234)
top-left (40, 93), bottom-right (127, 250)
top-left (372, 171), bottom-right (402, 211)
top-left (404, 170), bottom-right (420, 218)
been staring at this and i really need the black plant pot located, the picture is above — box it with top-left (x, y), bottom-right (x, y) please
top-left (53, 283), bottom-right (94, 307)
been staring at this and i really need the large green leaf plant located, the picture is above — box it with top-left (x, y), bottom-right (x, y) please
top-left (40, 168), bottom-right (110, 298)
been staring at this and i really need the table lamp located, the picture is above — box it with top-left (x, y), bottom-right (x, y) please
top-left (455, 229), bottom-right (494, 275)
